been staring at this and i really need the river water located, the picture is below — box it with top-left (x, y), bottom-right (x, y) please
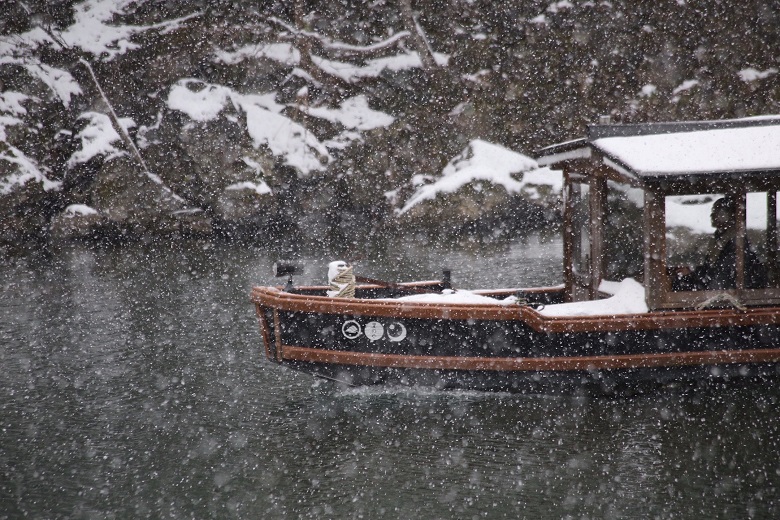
top-left (2, 235), bottom-right (779, 519)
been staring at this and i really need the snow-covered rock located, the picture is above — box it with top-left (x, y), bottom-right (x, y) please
top-left (396, 140), bottom-right (562, 236)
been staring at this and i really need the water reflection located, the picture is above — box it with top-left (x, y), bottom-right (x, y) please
top-left (1, 237), bottom-right (779, 518)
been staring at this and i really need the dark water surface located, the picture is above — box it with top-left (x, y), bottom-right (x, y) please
top-left (2, 236), bottom-right (779, 519)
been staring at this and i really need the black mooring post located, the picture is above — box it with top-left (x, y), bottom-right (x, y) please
top-left (273, 261), bottom-right (302, 292)
top-left (442, 269), bottom-right (452, 290)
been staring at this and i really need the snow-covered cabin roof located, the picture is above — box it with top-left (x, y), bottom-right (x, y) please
top-left (536, 116), bottom-right (780, 182)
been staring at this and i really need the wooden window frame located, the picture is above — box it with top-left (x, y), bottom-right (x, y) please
top-left (562, 164), bottom-right (607, 302)
top-left (645, 183), bottom-right (780, 310)
top-left (563, 159), bottom-right (780, 310)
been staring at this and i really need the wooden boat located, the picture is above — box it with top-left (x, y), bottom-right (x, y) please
top-left (251, 117), bottom-right (780, 393)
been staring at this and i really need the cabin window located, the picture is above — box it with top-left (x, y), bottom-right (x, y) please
top-left (746, 191), bottom-right (780, 288)
top-left (569, 181), bottom-right (592, 295)
top-left (770, 191), bottom-right (780, 286)
top-left (665, 192), bottom-right (776, 293)
top-left (603, 181), bottom-right (643, 280)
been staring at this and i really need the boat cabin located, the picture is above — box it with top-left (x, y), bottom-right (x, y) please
top-left (536, 117), bottom-right (780, 311)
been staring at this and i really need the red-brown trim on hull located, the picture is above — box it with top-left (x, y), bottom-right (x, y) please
top-left (272, 309), bottom-right (284, 362)
top-left (255, 305), bottom-right (273, 360)
top-left (251, 286), bottom-right (780, 333)
top-left (280, 345), bottom-right (780, 372)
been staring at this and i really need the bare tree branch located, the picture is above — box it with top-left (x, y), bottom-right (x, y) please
top-left (269, 16), bottom-right (410, 58)
top-left (78, 58), bottom-right (184, 202)
top-left (398, 0), bottom-right (439, 71)
top-left (16, 0), bottom-right (188, 203)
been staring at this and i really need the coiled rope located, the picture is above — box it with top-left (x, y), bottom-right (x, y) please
top-left (328, 264), bottom-right (356, 298)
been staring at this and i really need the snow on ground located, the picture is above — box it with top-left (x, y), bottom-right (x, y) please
top-left (2, 1), bottom-right (199, 62)
top-left (213, 42), bottom-right (445, 85)
top-left (67, 112), bottom-right (133, 166)
top-left (214, 43), bottom-right (301, 66)
top-left (167, 79), bottom-right (396, 175)
top-left (0, 92), bottom-right (29, 120)
top-left (225, 181), bottom-right (272, 196)
top-left (739, 68), bottom-right (778, 82)
top-left (302, 95), bottom-right (394, 131)
top-left (0, 88), bottom-right (62, 193)
top-left (26, 63), bottom-right (83, 107)
top-left (64, 204), bottom-right (99, 216)
top-left (0, 60), bottom-right (82, 108)
top-left (673, 79), bottom-right (699, 95)
top-left (167, 79), bottom-right (329, 174)
top-left (399, 139), bottom-right (562, 214)
top-left (311, 52), bottom-right (449, 83)
top-left (0, 145), bottom-right (61, 195)
top-left (0, 28), bottom-right (50, 58)
top-left (0, 5), bottom-right (437, 192)
top-left (166, 81), bottom-right (237, 122)
top-left (4, 2), bottom-right (776, 238)
top-left (0, 1), bottom-right (199, 195)
top-left (60, 0), bottom-right (200, 60)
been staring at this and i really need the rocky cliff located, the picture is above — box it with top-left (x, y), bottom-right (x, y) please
top-left (1, 0), bottom-right (778, 252)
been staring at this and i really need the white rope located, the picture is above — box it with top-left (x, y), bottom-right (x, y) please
top-left (327, 262), bottom-right (355, 298)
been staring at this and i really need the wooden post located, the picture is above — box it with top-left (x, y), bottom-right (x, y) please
top-left (562, 168), bottom-right (574, 302)
top-left (768, 191), bottom-right (778, 286)
top-left (589, 176), bottom-right (607, 298)
top-left (735, 193), bottom-right (746, 290)
top-left (644, 190), bottom-right (665, 310)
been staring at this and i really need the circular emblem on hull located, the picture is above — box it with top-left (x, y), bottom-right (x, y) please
top-left (364, 321), bottom-right (385, 341)
top-left (387, 322), bottom-right (407, 342)
top-left (342, 320), bottom-right (362, 339)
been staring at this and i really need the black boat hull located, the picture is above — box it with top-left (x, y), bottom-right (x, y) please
top-left (252, 284), bottom-right (780, 393)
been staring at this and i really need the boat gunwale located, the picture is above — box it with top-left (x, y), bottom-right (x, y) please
top-left (250, 285), bottom-right (780, 333)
